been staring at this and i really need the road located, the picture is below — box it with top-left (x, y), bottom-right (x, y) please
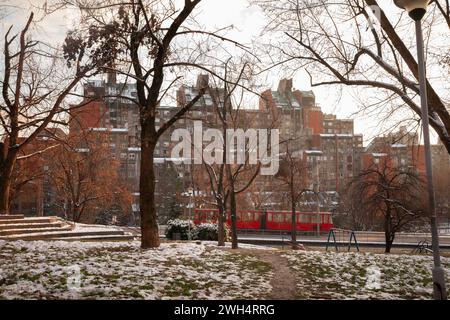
top-left (124, 226), bottom-right (450, 249)
top-left (237, 231), bottom-right (450, 249)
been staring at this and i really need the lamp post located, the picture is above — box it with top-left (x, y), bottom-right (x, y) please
top-left (394, 0), bottom-right (447, 300)
top-left (187, 187), bottom-right (194, 240)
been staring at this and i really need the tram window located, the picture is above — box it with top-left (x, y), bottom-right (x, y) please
top-left (323, 215), bottom-right (329, 224)
top-left (299, 214), bottom-right (309, 223)
top-left (254, 212), bottom-right (260, 221)
top-left (274, 214), bottom-right (284, 223)
top-left (267, 214), bottom-right (273, 222)
top-left (285, 213), bottom-right (292, 223)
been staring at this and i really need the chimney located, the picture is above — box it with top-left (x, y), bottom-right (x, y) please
top-left (107, 70), bottom-right (117, 85)
top-left (196, 74), bottom-right (209, 90)
top-left (106, 61), bottom-right (117, 85)
top-left (277, 78), bottom-right (293, 95)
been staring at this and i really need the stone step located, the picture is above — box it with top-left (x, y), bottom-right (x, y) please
top-left (0, 230), bottom-right (128, 240)
top-left (0, 214), bottom-right (24, 220)
top-left (0, 225), bottom-right (73, 236)
top-left (50, 234), bottom-right (136, 242)
top-left (0, 216), bottom-right (60, 225)
top-left (0, 222), bottom-right (65, 230)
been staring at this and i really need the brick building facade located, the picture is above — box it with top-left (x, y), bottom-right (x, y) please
top-left (10, 75), bottom-right (449, 221)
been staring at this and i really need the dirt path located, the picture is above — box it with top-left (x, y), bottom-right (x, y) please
top-left (256, 251), bottom-right (298, 300)
top-left (221, 247), bottom-right (299, 300)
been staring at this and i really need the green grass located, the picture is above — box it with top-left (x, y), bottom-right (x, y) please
top-left (0, 242), bottom-right (273, 300)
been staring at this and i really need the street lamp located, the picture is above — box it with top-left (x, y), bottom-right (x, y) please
top-left (394, 0), bottom-right (447, 300)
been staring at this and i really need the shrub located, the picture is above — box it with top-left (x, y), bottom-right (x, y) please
top-left (165, 219), bottom-right (195, 240)
top-left (192, 223), bottom-right (218, 241)
top-left (192, 223), bottom-right (231, 241)
top-left (165, 219), bottom-right (231, 241)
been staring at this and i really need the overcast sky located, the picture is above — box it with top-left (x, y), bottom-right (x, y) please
top-left (1, 0), bottom-right (446, 145)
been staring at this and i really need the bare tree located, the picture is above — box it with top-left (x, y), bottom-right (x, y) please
top-left (275, 140), bottom-right (312, 249)
top-left (350, 159), bottom-right (426, 252)
top-left (0, 12), bottom-right (98, 215)
top-left (47, 129), bottom-right (131, 223)
top-left (255, 0), bottom-right (450, 153)
top-left (8, 129), bottom-right (64, 216)
top-left (197, 59), bottom-right (263, 248)
top-left (338, 180), bottom-right (378, 231)
top-left (59, 0), bottom-right (249, 248)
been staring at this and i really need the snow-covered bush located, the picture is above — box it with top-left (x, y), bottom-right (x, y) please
top-left (165, 219), bottom-right (195, 240)
top-left (165, 219), bottom-right (230, 241)
top-left (192, 223), bottom-right (230, 241)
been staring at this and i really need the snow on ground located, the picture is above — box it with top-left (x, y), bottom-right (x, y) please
top-left (2, 238), bottom-right (449, 300)
top-left (0, 240), bottom-right (272, 300)
top-left (72, 223), bottom-right (123, 232)
top-left (202, 241), bottom-right (276, 251)
top-left (282, 250), bottom-right (450, 300)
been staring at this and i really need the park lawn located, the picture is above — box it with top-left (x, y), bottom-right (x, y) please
top-left (283, 250), bottom-right (450, 299)
top-left (0, 240), bottom-right (272, 300)
top-left (2, 239), bottom-right (450, 300)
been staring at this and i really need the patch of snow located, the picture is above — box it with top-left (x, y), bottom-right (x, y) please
top-left (0, 240), bottom-right (272, 300)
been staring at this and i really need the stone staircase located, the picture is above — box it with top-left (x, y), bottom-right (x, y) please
top-left (0, 215), bottom-right (135, 241)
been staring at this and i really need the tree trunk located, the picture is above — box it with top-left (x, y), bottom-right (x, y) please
top-left (0, 175), bottom-right (12, 215)
top-left (291, 201), bottom-right (298, 249)
top-left (0, 157), bottom-right (16, 215)
top-left (385, 232), bottom-right (395, 253)
top-left (36, 178), bottom-right (43, 217)
top-left (384, 211), bottom-right (394, 253)
top-left (73, 206), bottom-right (81, 223)
top-left (229, 192), bottom-right (238, 249)
top-left (217, 201), bottom-right (226, 246)
top-left (140, 125), bottom-right (160, 249)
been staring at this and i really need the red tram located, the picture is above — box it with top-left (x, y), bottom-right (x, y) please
top-left (193, 208), bottom-right (334, 232)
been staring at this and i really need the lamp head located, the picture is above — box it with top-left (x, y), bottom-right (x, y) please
top-left (394, 0), bottom-right (430, 21)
